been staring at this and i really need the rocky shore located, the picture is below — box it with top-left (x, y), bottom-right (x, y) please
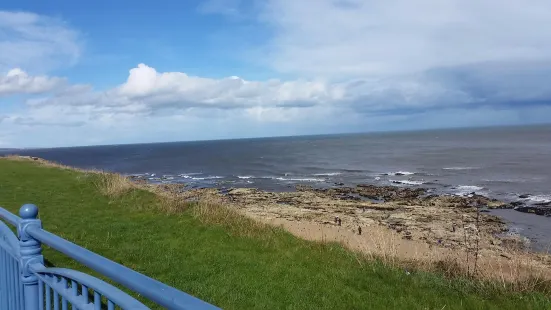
top-left (155, 182), bottom-right (541, 254)
top-left (128, 171), bottom-right (551, 218)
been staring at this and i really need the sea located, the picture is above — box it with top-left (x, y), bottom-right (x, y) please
top-left (4, 124), bottom-right (551, 249)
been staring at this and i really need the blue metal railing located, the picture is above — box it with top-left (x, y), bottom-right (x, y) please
top-left (0, 204), bottom-right (220, 310)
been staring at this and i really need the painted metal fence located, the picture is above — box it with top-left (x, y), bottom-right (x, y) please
top-left (0, 204), bottom-right (220, 310)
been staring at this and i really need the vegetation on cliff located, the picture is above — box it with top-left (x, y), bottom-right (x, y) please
top-left (0, 157), bottom-right (550, 309)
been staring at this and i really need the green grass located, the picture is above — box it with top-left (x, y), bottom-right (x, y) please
top-left (0, 159), bottom-right (550, 309)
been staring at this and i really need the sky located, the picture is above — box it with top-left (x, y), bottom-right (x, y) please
top-left (1, 0), bottom-right (551, 148)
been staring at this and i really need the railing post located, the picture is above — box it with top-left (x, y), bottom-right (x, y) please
top-left (17, 204), bottom-right (44, 310)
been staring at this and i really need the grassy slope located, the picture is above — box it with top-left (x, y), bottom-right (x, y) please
top-left (0, 159), bottom-right (549, 309)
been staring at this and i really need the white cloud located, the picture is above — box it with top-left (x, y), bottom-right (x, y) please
top-left (259, 0), bottom-right (551, 78)
top-left (115, 63), bottom-right (340, 110)
top-left (0, 11), bottom-right (81, 73)
top-left (0, 68), bottom-right (65, 96)
top-left (4, 61), bottom-right (551, 128)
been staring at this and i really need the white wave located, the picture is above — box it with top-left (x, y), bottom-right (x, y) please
top-left (313, 172), bottom-right (342, 176)
top-left (191, 176), bottom-right (224, 180)
top-left (237, 175), bottom-right (254, 179)
top-left (274, 177), bottom-right (324, 182)
top-left (453, 185), bottom-right (484, 195)
top-left (374, 176), bottom-right (381, 181)
top-left (128, 173), bottom-right (147, 177)
top-left (443, 167), bottom-right (478, 170)
top-left (178, 173), bottom-right (202, 178)
top-left (482, 179), bottom-right (516, 183)
top-left (524, 195), bottom-right (551, 203)
top-left (456, 185), bottom-right (483, 191)
top-left (386, 171), bottom-right (415, 176)
top-left (390, 179), bottom-right (424, 185)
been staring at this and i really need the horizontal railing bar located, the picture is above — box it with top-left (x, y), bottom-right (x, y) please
top-left (35, 270), bottom-right (122, 310)
top-left (0, 207), bottom-right (20, 227)
top-left (27, 226), bottom-right (220, 310)
top-left (30, 264), bottom-right (149, 309)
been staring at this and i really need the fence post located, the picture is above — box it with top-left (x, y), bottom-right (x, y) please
top-left (17, 204), bottom-right (44, 310)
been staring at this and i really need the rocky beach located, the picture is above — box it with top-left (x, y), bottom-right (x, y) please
top-left (151, 182), bottom-right (520, 249)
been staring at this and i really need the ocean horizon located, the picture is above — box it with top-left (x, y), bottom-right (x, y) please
top-left (6, 123), bottom-right (550, 151)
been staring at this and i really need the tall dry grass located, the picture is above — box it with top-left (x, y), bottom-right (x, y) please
top-left (94, 172), bottom-right (135, 197)
top-left (191, 201), bottom-right (282, 241)
top-left (350, 215), bottom-right (551, 294)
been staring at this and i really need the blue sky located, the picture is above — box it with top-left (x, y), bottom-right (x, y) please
top-left (1, 0), bottom-right (551, 148)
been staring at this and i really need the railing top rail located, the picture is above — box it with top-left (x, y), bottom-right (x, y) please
top-left (0, 206), bottom-right (21, 226)
top-left (30, 264), bottom-right (150, 309)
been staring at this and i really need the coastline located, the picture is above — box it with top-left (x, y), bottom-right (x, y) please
top-left (128, 171), bottom-right (551, 251)
top-left (5, 155), bottom-right (551, 284)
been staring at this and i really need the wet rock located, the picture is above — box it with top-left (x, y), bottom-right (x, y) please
top-left (296, 185), bottom-right (314, 192)
top-left (156, 183), bottom-right (186, 193)
top-left (129, 175), bottom-right (148, 182)
top-left (487, 203), bottom-right (512, 209)
top-left (336, 194), bottom-right (361, 201)
top-left (355, 184), bottom-right (425, 201)
top-left (514, 205), bottom-right (551, 216)
top-left (218, 188), bottom-right (232, 195)
top-left (519, 194), bottom-right (531, 199)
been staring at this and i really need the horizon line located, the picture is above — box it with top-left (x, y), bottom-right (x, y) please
top-left (5, 122), bottom-right (551, 151)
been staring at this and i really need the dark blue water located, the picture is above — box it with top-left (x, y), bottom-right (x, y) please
top-left (4, 124), bottom-right (551, 248)
top-left (7, 125), bottom-right (551, 203)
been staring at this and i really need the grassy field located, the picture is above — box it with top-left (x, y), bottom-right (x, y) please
top-left (0, 158), bottom-right (550, 309)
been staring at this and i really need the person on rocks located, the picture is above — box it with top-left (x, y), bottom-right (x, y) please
top-left (337, 218), bottom-right (342, 226)
top-left (358, 226), bottom-right (362, 235)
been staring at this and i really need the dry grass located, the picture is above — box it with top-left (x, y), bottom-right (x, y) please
top-left (261, 209), bottom-right (551, 295)
top-left (94, 172), bottom-right (135, 197)
top-left (191, 200), bottom-right (281, 241)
